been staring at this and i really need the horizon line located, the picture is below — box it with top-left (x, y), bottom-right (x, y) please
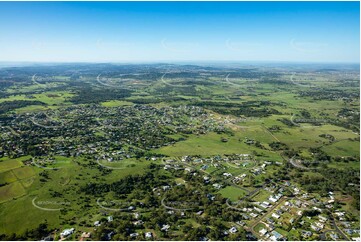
top-left (0, 60), bottom-right (359, 65)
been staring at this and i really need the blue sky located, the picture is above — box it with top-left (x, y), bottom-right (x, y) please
top-left (0, 1), bottom-right (359, 63)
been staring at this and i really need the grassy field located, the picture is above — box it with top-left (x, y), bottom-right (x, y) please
top-left (0, 181), bottom-right (26, 203)
top-left (0, 91), bottom-right (74, 107)
top-left (156, 131), bottom-right (282, 161)
top-left (252, 189), bottom-right (272, 202)
top-left (0, 157), bottom-right (35, 204)
top-left (101, 100), bottom-right (134, 107)
top-left (0, 156), bottom-right (153, 234)
top-left (322, 139), bottom-right (360, 158)
top-left (218, 186), bottom-right (247, 202)
top-left (0, 158), bottom-right (24, 173)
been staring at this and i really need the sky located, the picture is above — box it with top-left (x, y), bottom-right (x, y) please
top-left (0, 1), bottom-right (359, 63)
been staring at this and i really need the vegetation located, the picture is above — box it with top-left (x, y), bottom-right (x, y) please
top-left (0, 63), bottom-right (359, 241)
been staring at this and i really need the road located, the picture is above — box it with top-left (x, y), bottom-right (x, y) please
top-left (329, 214), bottom-right (350, 241)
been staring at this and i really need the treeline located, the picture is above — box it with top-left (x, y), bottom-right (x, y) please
top-left (298, 89), bottom-right (359, 101)
top-left (277, 163), bottom-right (360, 210)
top-left (0, 223), bottom-right (50, 241)
top-left (80, 170), bottom-right (168, 196)
top-left (70, 88), bottom-right (132, 104)
top-left (211, 106), bottom-right (280, 117)
top-left (0, 100), bottom-right (45, 114)
top-left (192, 100), bottom-right (282, 117)
top-left (301, 168), bottom-right (359, 209)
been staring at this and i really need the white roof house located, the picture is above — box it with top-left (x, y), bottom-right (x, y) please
top-left (145, 232), bottom-right (153, 238)
top-left (260, 228), bottom-right (268, 235)
top-left (229, 227), bottom-right (238, 233)
top-left (60, 228), bottom-right (75, 237)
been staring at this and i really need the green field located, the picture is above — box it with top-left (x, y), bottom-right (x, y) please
top-left (218, 186), bottom-right (247, 202)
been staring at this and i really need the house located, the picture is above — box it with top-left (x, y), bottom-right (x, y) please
top-left (315, 222), bottom-right (324, 229)
top-left (196, 211), bottom-right (203, 215)
top-left (272, 213), bottom-right (280, 219)
top-left (162, 185), bottom-right (171, 191)
top-left (330, 233), bottom-right (339, 240)
top-left (313, 206), bottom-right (322, 212)
top-left (81, 232), bottom-right (91, 239)
top-left (107, 216), bottom-right (113, 222)
top-left (261, 201), bottom-right (270, 208)
top-left (94, 221), bottom-right (101, 227)
top-left (276, 209), bottom-right (283, 215)
top-left (311, 224), bottom-right (321, 232)
top-left (345, 229), bottom-right (354, 235)
top-left (161, 224), bottom-right (170, 231)
top-left (236, 221), bottom-right (245, 226)
top-left (254, 207), bottom-right (263, 213)
top-left (318, 215), bottom-right (327, 222)
top-left (335, 211), bottom-right (345, 217)
top-left (130, 233), bottom-right (138, 238)
top-left (213, 183), bottom-right (222, 189)
top-left (269, 235), bottom-right (277, 241)
top-left (60, 228), bottom-right (75, 237)
top-left (294, 200), bottom-right (302, 207)
top-left (259, 228), bottom-right (268, 236)
top-left (107, 232), bottom-right (114, 240)
top-left (266, 218), bottom-right (275, 224)
top-left (301, 231), bottom-right (312, 238)
top-left (145, 232), bottom-right (153, 239)
top-left (223, 172), bottom-right (232, 177)
top-left (201, 165), bottom-right (208, 170)
top-left (207, 194), bottom-right (215, 201)
top-left (133, 220), bottom-right (144, 226)
top-left (294, 187), bottom-right (300, 194)
top-left (250, 213), bottom-right (258, 218)
top-left (229, 227), bottom-right (237, 234)
top-left (271, 231), bottom-right (283, 240)
top-left (269, 196), bottom-right (278, 203)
